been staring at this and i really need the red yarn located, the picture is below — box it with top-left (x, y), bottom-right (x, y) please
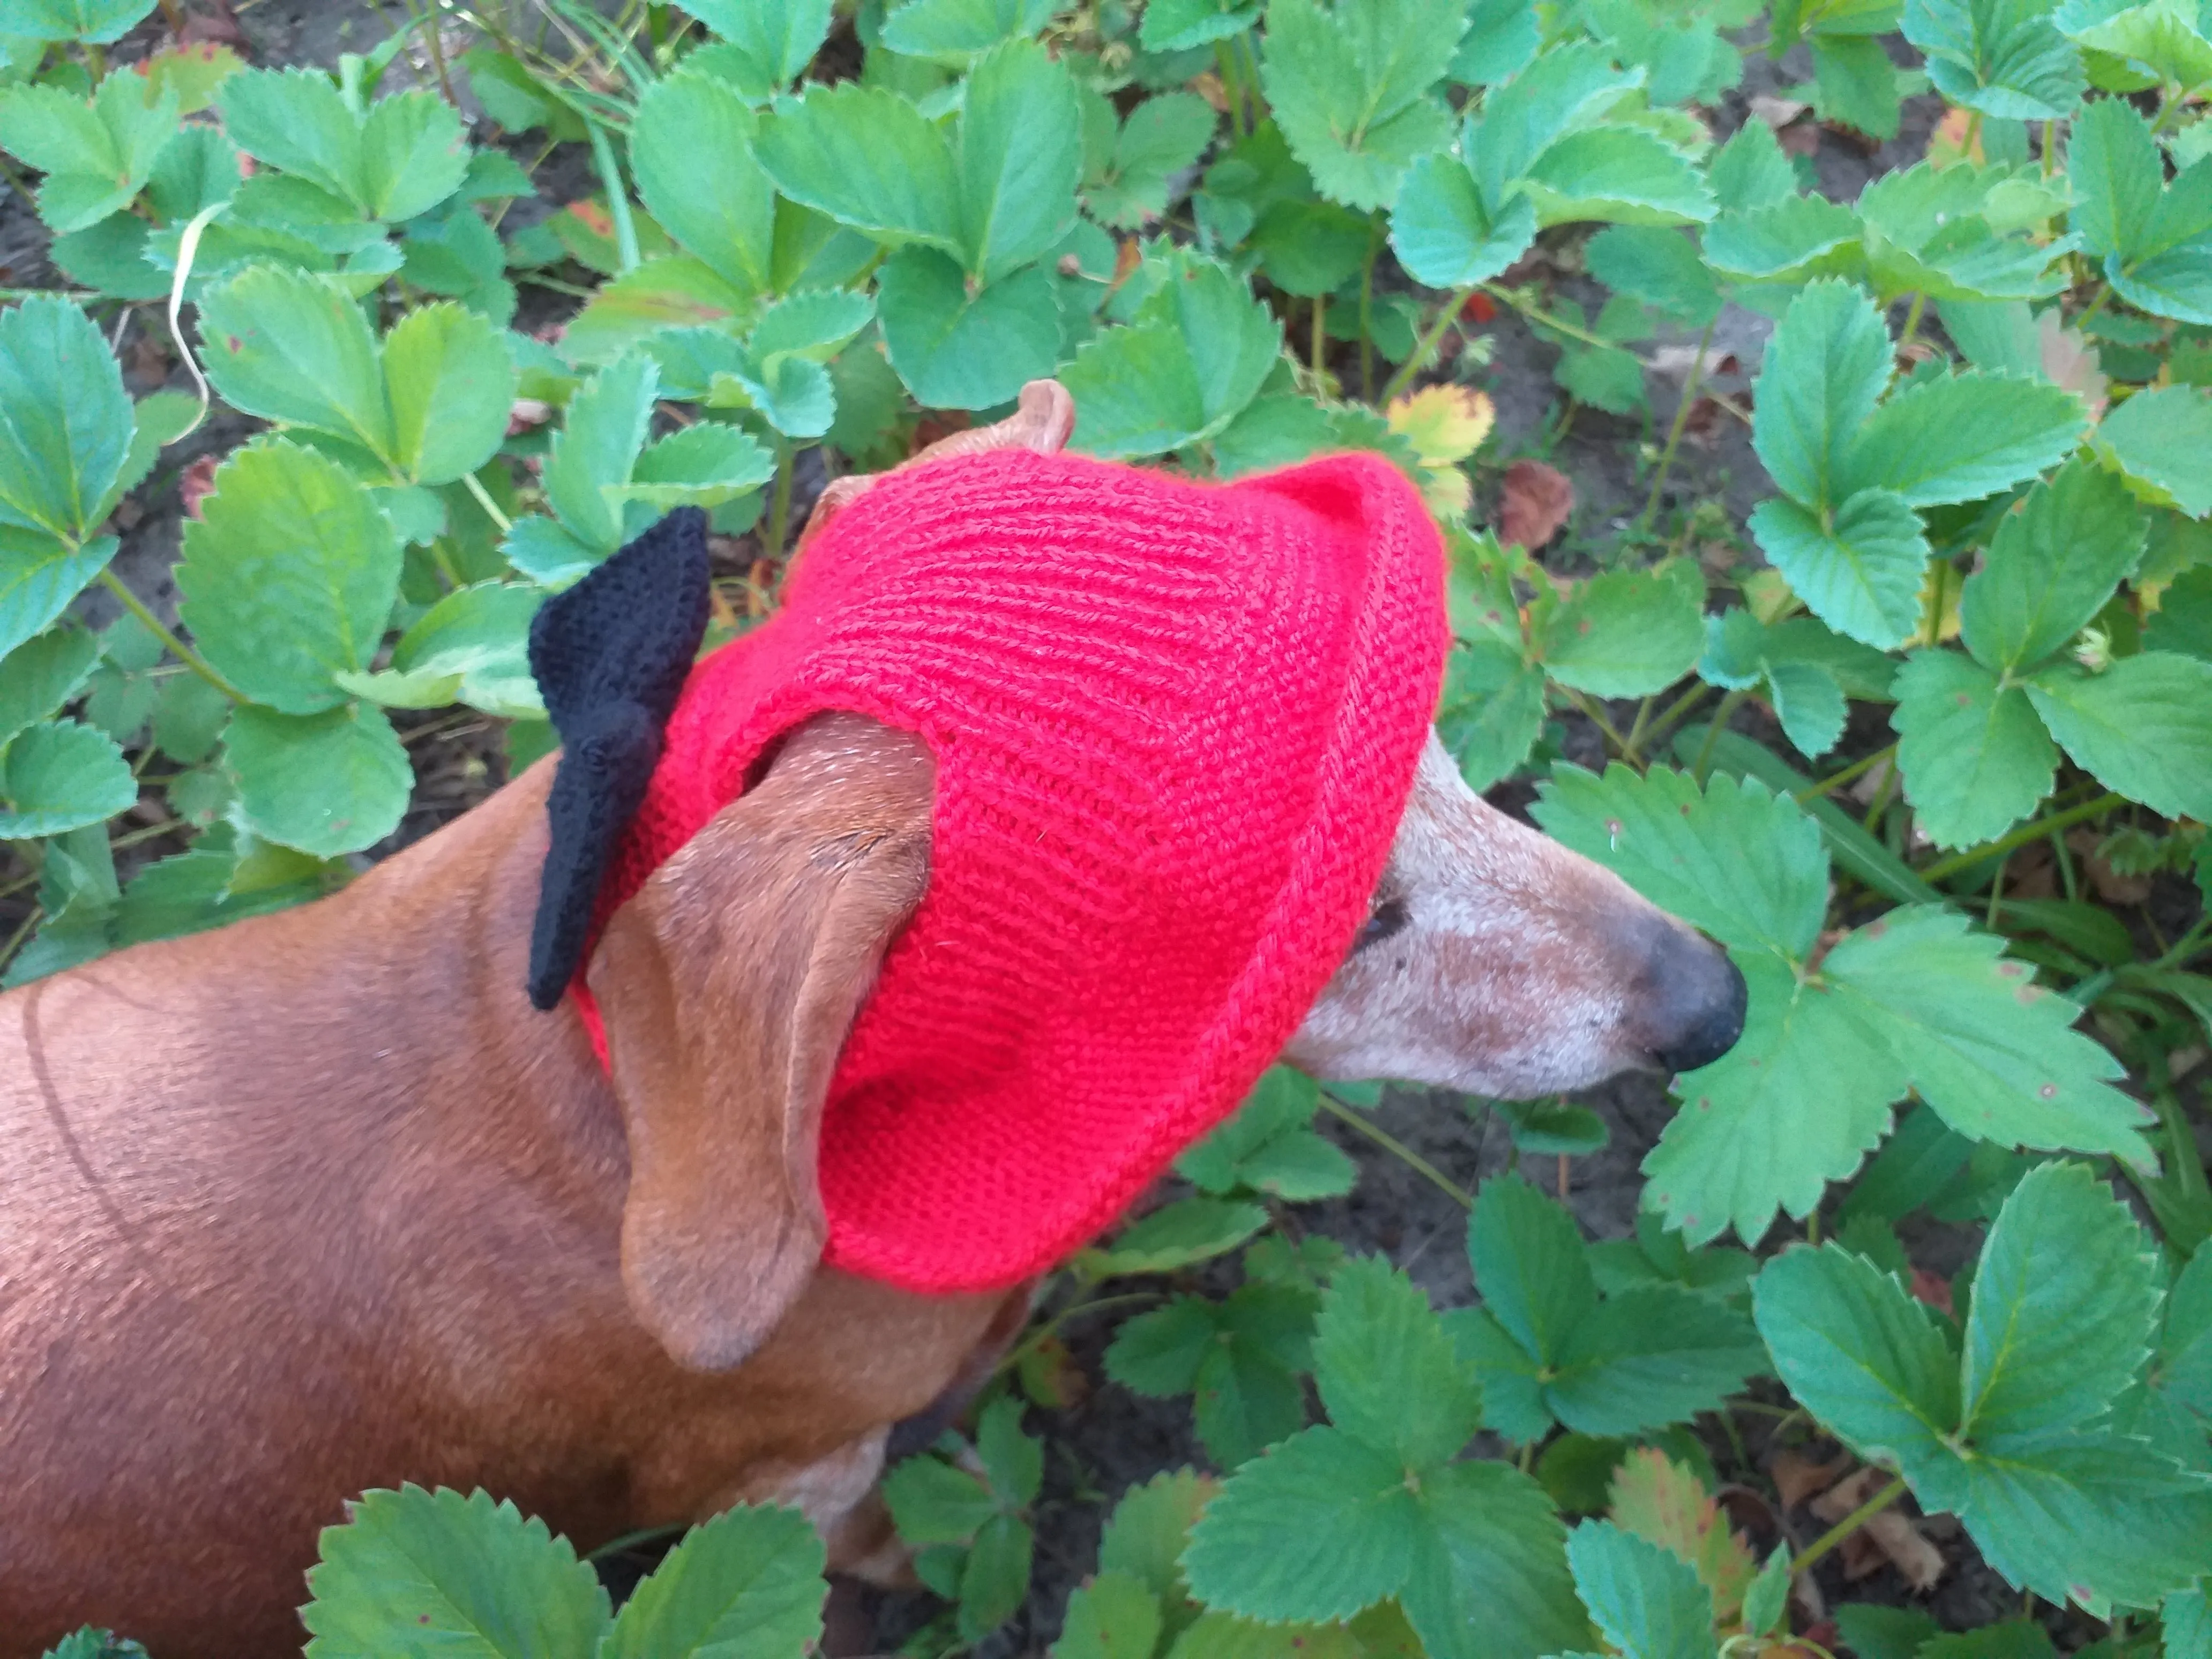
top-left (576, 447), bottom-right (1446, 1293)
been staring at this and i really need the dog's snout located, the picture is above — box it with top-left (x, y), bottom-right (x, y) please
top-left (1641, 923), bottom-right (1748, 1074)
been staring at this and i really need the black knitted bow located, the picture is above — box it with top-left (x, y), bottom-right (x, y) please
top-left (524, 507), bottom-right (711, 1010)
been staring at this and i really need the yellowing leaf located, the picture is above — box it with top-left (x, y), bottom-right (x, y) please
top-left (1606, 1448), bottom-right (1759, 1628)
top-left (1387, 384), bottom-right (1495, 467)
top-left (1910, 556), bottom-right (1965, 646)
top-left (1389, 384), bottom-right (1492, 520)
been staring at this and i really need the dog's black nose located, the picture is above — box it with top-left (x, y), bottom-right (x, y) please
top-left (1645, 927), bottom-right (1749, 1075)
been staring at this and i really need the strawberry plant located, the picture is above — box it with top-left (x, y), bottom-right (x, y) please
top-left (8, 0), bottom-right (2212, 1652)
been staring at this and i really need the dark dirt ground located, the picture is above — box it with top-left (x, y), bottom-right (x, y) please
top-left (3, 5), bottom-right (2175, 1656)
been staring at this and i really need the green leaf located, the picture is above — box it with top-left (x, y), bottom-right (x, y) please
top-left (883, 1455), bottom-right (997, 1546)
top-left (878, 0), bottom-right (1057, 63)
top-left (1107, 1286), bottom-right (1316, 1468)
top-left (1753, 280), bottom-right (1894, 512)
top-left (958, 40), bottom-right (1082, 283)
top-left (673, 0), bottom-right (829, 91)
top-left (1399, 1461), bottom-right (1593, 1659)
top-left (2163, 1242), bottom-right (2212, 1414)
top-left (0, 294), bottom-right (134, 544)
top-left (225, 703), bottom-right (411, 858)
top-left (1826, 906), bottom-right (2156, 1161)
top-left (1905, 0), bottom-right (2086, 118)
top-left (1142, 0), bottom-right (1262, 50)
top-left (613, 424), bottom-right (775, 512)
top-left (1892, 650), bottom-right (2057, 848)
top-left (299, 1484), bottom-right (610, 1657)
top-left (1762, 659), bottom-right (1848, 758)
top-left (956, 1512), bottom-right (1033, 1638)
top-left (0, 74), bottom-right (177, 234)
top-left (1086, 91), bottom-right (1216, 228)
top-left (2069, 95), bottom-right (2163, 264)
top-left (1701, 193), bottom-right (1862, 284)
top-left (1436, 637), bottom-right (1544, 790)
top-left (1, 0), bottom-right (154, 42)
top-left (2028, 653), bottom-right (2212, 822)
top-left (1064, 252), bottom-right (1281, 458)
top-left (1585, 226), bottom-right (1721, 326)
top-left (1075, 1196), bottom-right (1269, 1279)
top-left (2145, 565), bottom-right (2212, 660)
top-left (1835, 1604), bottom-right (1943, 1659)
top-left (383, 302), bottom-right (514, 487)
top-left (0, 538), bottom-right (109, 701)
top-left (1565, 1522), bottom-right (1717, 1659)
top-left (1810, 33), bottom-right (1902, 139)
top-left (1100, 1468), bottom-right (1215, 1609)
top-left (178, 440), bottom-right (403, 714)
top-left (2093, 384), bottom-right (2212, 518)
top-left (1537, 566), bottom-right (1706, 697)
top-left (0, 719), bottom-right (134, 838)
top-left (1053, 1571), bottom-right (1164, 1659)
top-left (1469, 1174), bottom-right (1600, 1365)
top-left (1314, 1255), bottom-right (1483, 1469)
top-left (876, 249), bottom-right (1059, 410)
top-left (1748, 489), bottom-right (1929, 650)
top-left (1959, 458), bottom-right (2148, 671)
top-left (1547, 1290), bottom-right (1768, 1438)
top-left (197, 264), bottom-right (392, 469)
top-left (542, 354), bottom-right (657, 555)
top-left (1707, 121), bottom-right (1799, 216)
top-left (600, 1504), bottom-right (824, 1659)
top-left (0, 625), bottom-right (96, 748)
top-left (1840, 371), bottom-right (2086, 507)
top-left (1258, 0), bottom-right (1464, 212)
top-left (754, 81), bottom-right (962, 256)
top-left (1181, 1426), bottom-right (1422, 1623)
top-left (1753, 1244), bottom-right (1961, 1476)
top-left (1642, 953), bottom-right (1904, 1243)
top-left (1469, 44), bottom-right (1639, 202)
top-left (1388, 151), bottom-right (1538, 289)
top-left (629, 69), bottom-right (776, 299)
top-left (1521, 127), bottom-right (1715, 228)
top-left (218, 71), bottom-right (466, 222)
top-left (1176, 1067), bottom-right (1356, 1200)
top-left (2056, 0), bottom-right (2212, 92)
top-left (1961, 1162), bottom-right (2159, 1442)
top-left (1530, 765), bottom-right (1828, 963)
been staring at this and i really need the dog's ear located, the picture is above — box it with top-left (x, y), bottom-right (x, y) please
top-left (586, 715), bottom-right (933, 1372)
top-left (526, 507), bottom-right (712, 1012)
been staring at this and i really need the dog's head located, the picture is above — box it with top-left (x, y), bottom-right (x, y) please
top-left (554, 383), bottom-right (1745, 1373)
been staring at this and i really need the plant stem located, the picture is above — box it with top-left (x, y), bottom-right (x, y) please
top-left (96, 571), bottom-right (241, 701)
top-left (1485, 284), bottom-right (1619, 350)
top-left (2041, 118), bottom-right (2057, 177)
top-left (1920, 793), bottom-right (2125, 881)
top-left (1565, 688), bottom-right (1630, 756)
top-left (460, 469), bottom-right (513, 534)
top-left (1639, 681), bottom-right (1714, 757)
top-left (1621, 696), bottom-right (1655, 763)
top-left (1792, 1476), bottom-right (1908, 1579)
top-left (1214, 39), bottom-right (1244, 138)
top-left (1691, 690), bottom-right (1749, 783)
top-left (2078, 282), bottom-right (2113, 330)
top-left (584, 117), bottom-right (640, 273)
top-left (1358, 222), bottom-right (1380, 401)
top-left (1896, 291), bottom-right (1927, 356)
top-left (761, 440), bottom-right (797, 562)
top-left (1315, 1092), bottom-right (1472, 1208)
top-left (1635, 313), bottom-right (1717, 536)
top-left (0, 903), bottom-right (42, 975)
top-left (1380, 285), bottom-right (1475, 403)
top-left (1798, 742), bottom-right (1895, 803)
top-left (1311, 293), bottom-right (1327, 383)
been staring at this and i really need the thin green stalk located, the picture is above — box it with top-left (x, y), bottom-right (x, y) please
top-left (1311, 293), bottom-right (1327, 382)
top-left (1896, 291), bottom-right (1927, 356)
top-left (1920, 793), bottom-right (2126, 882)
top-left (1315, 1092), bottom-right (1473, 1208)
top-left (2078, 281), bottom-right (2113, 330)
top-left (1621, 696), bottom-right (1655, 764)
top-left (996, 1290), bottom-right (1160, 1379)
top-left (1214, 39), bottom-right (1245, 138)
top-left (2041, 118), bottom-right (2057, 177)
top-left (1798, 742), bottom-right (1895, 803)
top-left (96, 571), bottom-right (241, 701)
top-left (460, 469), bottom-right (513, 534)
top-left (1635, 314), bottom-right (1717, 536)
top-left (761, 440), bottom-right (797, 562)
top-left (1691, 689), bottom-right (1749, 783)
top-left (1380, 285), bottom-right (1476, 403)
top-left (1638, 680), bottom-right (1714, 757)
top-left (1565, 688), bottom-right (1630, 756)
top-left (1484, 283), bottom-right (1617, 351)
top-left (584, 117), bottom-right (640, 273)
top-left (0, 903), bottom-right (42, 975)
top-left (1358, 222), bottom-right (1380, 402)
top-left (1986, 851), bottom-right (2008, 929)
top-left (1791, 1476), bottom-right (1908, 1578)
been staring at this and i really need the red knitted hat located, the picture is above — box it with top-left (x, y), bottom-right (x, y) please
top-left (577, 446), bottom-right (1446, 1294)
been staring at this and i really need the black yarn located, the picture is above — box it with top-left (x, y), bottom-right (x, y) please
top-left (525, 507), bottom-right (712, 1010)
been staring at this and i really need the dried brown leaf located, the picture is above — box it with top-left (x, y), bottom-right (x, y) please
top-left (1770, 1449), bottom-right (1851, 1509)
top-left (1497, 459), bottom-right (1573, 550)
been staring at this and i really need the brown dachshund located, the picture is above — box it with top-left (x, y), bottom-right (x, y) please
top-left (0, 388), bottom-right (1745, 1657)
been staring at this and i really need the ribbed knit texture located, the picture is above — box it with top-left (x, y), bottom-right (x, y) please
top-left (574, 447), bottom-right (1446, 1294)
